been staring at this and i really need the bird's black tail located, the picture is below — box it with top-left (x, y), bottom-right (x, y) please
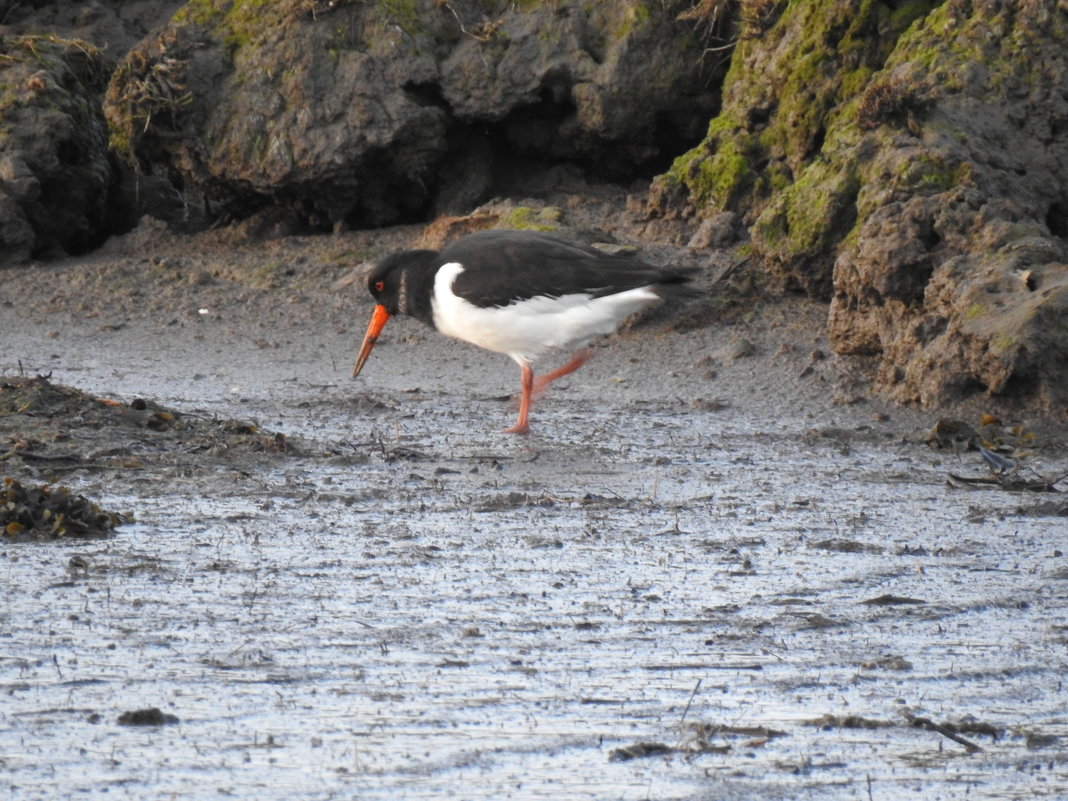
top-left (654, 266), bottom-right (702, 299)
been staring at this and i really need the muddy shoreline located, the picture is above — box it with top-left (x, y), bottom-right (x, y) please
top-left (2, 223), bottom-right (1068, 799)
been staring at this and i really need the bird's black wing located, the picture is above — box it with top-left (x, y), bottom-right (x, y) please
top-left (440, 231), bottom-right (694, 309)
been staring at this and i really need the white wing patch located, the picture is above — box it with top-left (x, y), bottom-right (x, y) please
top-left (431, 262), bottom-right (661, 365)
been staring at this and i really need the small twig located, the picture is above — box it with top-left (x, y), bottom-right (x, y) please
top-left (671, 678), bottom-right (704, 751)
top-left (903, 713), bottom-right (982, 753)
top-left (439, 1), bottom-right (499, 42)
top-left (709, 256), bottom-right (749, 288)
top-left (680, 678), bottom-right (702, 726)
top-left (0, 1), bottom-right (21, 26)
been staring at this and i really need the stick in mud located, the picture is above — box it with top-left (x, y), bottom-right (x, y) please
top-left (680, 679), bottom-right (702, 726)
top-left (902, 712), bottom-right (982, 753)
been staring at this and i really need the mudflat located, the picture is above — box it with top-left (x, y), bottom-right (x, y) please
top-left (1, 226), bottom-right (1066, 800)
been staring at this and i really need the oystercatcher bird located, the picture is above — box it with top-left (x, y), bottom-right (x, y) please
top-left (352, 230), bottom-right (696, 434)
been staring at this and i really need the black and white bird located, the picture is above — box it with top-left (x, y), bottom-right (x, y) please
top-left (352, 230), bottom-right (696, 434)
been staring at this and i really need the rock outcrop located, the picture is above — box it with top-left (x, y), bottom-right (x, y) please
top-left (0, 35), bottom-right (114, 264)
top-left (656, 0), bottom-right (1068, 413)
top-left (105, 0), bottom-right (720, 228)
top-left (0, 2), bottom-right (184, 263)
top-left (830, 1), bottom-right (1068, 412)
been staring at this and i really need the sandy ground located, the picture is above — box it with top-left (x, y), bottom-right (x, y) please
top-left (1, 213), bottom-right (1067, 800)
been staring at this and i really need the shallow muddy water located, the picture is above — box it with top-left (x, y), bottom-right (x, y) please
top-left (2, 302), bottom-right (1067, 800)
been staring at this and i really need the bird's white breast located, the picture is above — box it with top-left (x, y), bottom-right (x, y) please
top-left (430, 262), bottom-right (661, 365)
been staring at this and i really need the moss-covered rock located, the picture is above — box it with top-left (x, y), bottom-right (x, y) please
top-left (830, 0), bottom-right (1068, 412)
top-left (654, 0), bottom-right (933, 276)
top-left (656, 0), bottom-right (1068, 413)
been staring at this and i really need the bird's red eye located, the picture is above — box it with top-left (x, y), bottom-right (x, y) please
top-left (373, 280), bottom-right (385, 292)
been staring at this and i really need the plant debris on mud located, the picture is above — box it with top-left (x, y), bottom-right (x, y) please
top-left (0, 374), bottom-right (331, 539)
top-left (1, 373), bottom-right (307, 481)
top-left (1, 476), bottom-right (124, 540)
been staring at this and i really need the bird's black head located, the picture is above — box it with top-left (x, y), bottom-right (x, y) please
top-left (353, 248), bottom-right (438, 378)
top-left (366, 249), bottom-right (438, 317)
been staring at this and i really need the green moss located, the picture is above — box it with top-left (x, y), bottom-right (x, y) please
top-left (989, 332), bottom-right (1018, 355)
top-left (374, 0), bottom-right (424, 36)
top-left (614, 2), bottom-right (653, 40)
top-left (965, 303), bottom-right (984, 320)
top-left (175, 0), bottom-right (437, 67)
top-left (894, 152), bottom-right (966, 193)
top-left (753, 158), bottom-right (861, 263)
top-left (664, 115), bottom-right (762, 211)
top-left (887, 1), bottom-right (934, 31)
top-left (753, 0), bottom-right (936, 165)
top-left (107, 126), bottom-right (131, 159)
top-left (838, 66), bottom-right (874, 101)
top-left (765, 160), bottom-right (793, 193)
top-left (174, 0), bottom-right (304, 54)
top-left (501, 206), bottom-right (562, 231)
top-left (660, 0), bottom-right (938, 225)
top-left (705, 140), bottom-right (756, 205)
top-left (896, 0), bottom-right (1068, 101)
top-left (173, 0), bottom-right (225, 27)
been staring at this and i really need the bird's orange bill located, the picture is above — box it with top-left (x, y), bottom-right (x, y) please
top-left (352, 304), bottom-right (390, 378)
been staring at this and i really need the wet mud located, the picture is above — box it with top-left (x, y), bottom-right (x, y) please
top-left (2, 268), bottom-right (1067, 800)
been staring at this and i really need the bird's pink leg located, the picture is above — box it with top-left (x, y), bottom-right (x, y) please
top-left (503, 349), bottom-right (592, 434)
top-left (530, 348), bottom-right (591, 399)
top-left (503, 363), bottom-right (534, 435)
